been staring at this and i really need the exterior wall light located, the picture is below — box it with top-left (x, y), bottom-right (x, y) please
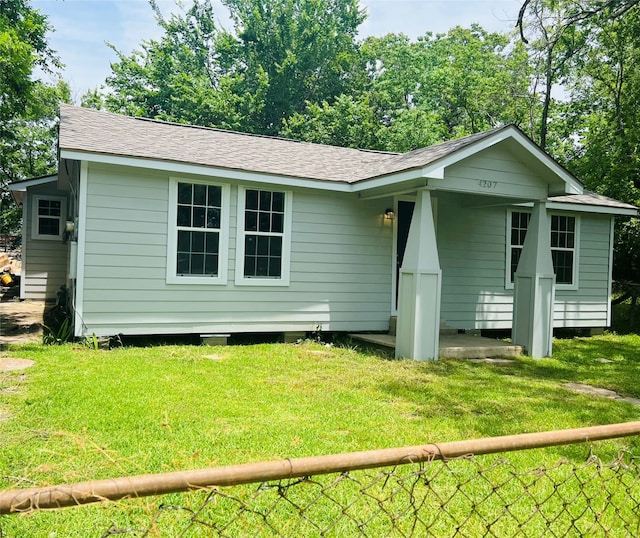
top-left (384, 208), bottom-right (395, 220)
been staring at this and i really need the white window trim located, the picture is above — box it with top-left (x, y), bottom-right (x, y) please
top-left (235, 185), bottom-right (293, 287)
top-left (31, 195), bottom-right (66, 241)
top-left (505, 208), bottom-right (580, 291)
top-left (166, 178), bottom-right (230, 285)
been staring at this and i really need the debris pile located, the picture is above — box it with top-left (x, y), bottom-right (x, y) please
top-left (0, 252), bottom-right (21, 287)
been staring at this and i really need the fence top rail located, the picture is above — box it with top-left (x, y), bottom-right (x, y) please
top-left (2, 421), bottom-right (640, 514)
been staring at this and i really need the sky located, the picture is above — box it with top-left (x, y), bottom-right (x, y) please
top-left (32, 0), bottom-right (523, 101)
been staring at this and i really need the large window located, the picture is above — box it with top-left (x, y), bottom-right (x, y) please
top-left (167, 179), bottom-right (229, 284)
top-left (32, 196), bottom-right (66, 240)
top-left (507, 210), bottom-right (579, 288)
top-left (236, 187), bottom-right (292, 286)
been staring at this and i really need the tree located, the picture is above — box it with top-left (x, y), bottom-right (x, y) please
top-left (284, 26), bottom-right (533, 152)
top-left (516, 0), bottom-right (589, 149)
top-left (1, 80), bottom-right (70, 238)
top-left (282, 94), bottom-right (384, 149)
top-left (559, 11), bottom-right (640, 280)
top-left (0, 0), bottom-right (67, 240)
top-left (520, 1), bottom-right (640, 282)
top-left (414, 26), bottom-right (532, 137)
top-left (98, 0), bottom-right (365, 135)
top-left (102, 0), bottom-right (246, 129)
top-left (517, 0), bottom-right (640, 41)
top-left (0, 0), bottom-right (58, 121)
top-left (224, 0), bottom-right (364, 134)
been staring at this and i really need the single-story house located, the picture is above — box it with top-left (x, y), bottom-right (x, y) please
top-left (10, 104), bottom-right (638, 359)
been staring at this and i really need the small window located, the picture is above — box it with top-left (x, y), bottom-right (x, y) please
top-left (166, 179), bottom-right (229, 285)
top-left (32, 196), bottom-right (66, 240)
top-left (507, 210), bottom-right (579, 288)
top-left (236, 187), bottom-right (292, 286)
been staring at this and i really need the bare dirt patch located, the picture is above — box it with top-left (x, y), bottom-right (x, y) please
top-left (0, 293), bottom-right (46, 345)
top-left (563, 382), bottom-right (640, 407)
top-left (469, 358), bottom-right (516, 365)
top-left (204, 354), bottom-right (225, 361)
top-left (0, 358), bottom-right (35, 372)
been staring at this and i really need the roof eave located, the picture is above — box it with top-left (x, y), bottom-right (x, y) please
top-left (352, 125), bottom-right (584, 196)
top-left (8, 175), bottom-right (58, 205)
top-left (545, 201), bottom-right (638, 216)
top-left (8, 174), bottom-right (58, 191)
top-left (60, 149), bottom-right (357, 192)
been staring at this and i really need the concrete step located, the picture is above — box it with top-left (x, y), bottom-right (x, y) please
top-left (389, 317), bottom-right (458, 337)
top-left (348, 332), bottom-right (522, 360)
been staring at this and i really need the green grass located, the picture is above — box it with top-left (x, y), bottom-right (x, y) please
top-left (1, 335), bottom-right (640, 536)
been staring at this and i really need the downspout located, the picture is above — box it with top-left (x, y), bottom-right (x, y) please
top-left (73, 161), bottom-right (88, 338)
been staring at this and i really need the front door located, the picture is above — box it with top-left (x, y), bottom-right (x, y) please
top-left (395, 200), bottom-right (415, 309)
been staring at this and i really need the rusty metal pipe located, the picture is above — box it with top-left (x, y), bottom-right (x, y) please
top-left (2, 421), bottom-right (639, 514)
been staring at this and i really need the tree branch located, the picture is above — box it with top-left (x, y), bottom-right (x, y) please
top-left (516, 0), bottom-right (532, 43)
top-left (517, 0), bottom-right (640, 43)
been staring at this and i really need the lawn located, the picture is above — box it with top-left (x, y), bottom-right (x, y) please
top-left (1, 334), bottom-right (640, 535)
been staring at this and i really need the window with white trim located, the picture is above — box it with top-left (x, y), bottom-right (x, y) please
top-left (32, 196), bottom-right (66, 240)
top-left (509, 211), bottom-right (530, 282)
top-left (507, 210), bottom-right (579, 288)
top-left (236, 187), bottom-right (292, 286)
top-left (550, 215), bottom-right (576, 285)
top-left (167, 179), bottom-right (229, 284)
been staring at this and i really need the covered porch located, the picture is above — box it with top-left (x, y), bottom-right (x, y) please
top-left (392, 188), bottom-right (555, 360)
top-left (359, 128), bottom-right (583, 361)
top-left (349, 331), bottom-right (522, 359)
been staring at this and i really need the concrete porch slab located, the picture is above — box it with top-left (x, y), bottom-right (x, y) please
top-left (348, 333), bottom-right (522, 359)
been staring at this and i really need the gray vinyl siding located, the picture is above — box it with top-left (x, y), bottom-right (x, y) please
top-left (23, 184), bottom-right (69, 300)
top-left (79, 163), bottom-right (393, 337)
top-left (441, 143), bottom-right (552, 200)
top-left (438, 195), bottom-right (512, 329)
top-left (437, 196), bottom-right (612, 329)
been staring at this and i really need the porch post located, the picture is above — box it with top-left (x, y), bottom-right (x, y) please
top-left (395, 189), bottom-right (441, 361)
top-left (513, 201), bottom-right (556, 358)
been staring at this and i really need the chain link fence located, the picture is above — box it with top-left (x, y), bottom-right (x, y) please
top-left (92, 451), bottom-right (640, 537)
top-left (2, 423), bottom-right (640, 536)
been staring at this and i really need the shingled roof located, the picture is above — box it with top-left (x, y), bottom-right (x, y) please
top-left (58, 105), bottom-right (506, 184)
top-left (549, 191), bottom-right (638, 211)
top-left (57, 105), bottom-right (637, 215)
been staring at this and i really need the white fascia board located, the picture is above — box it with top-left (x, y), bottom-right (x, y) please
top-left (419, 130), bottom-right (515, 178)
top-left (60, 126), bottom-right (587, 197)
top-left (8, 175), bottom-right (57, 192)
top-left (352, 169), bottom-right (426, 193)
top-left (545, 201), bottom-right (638, 216)
top-left (516, 199), bottom-right (637, 216)
top-left (355, 127), bottom-right (584, 195)
top-left (418, 127), bottom-right (583, 195)
top-left (353, 134), bottom-right (517, 193)
top-left (63, 149), bottom-right (432, 197)
top-left (9, 175), bottom-right (58, 205)
top-left (508, 129), bottom-right (584, 194)
top-left (60, 150), bottom-right (354, 193)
